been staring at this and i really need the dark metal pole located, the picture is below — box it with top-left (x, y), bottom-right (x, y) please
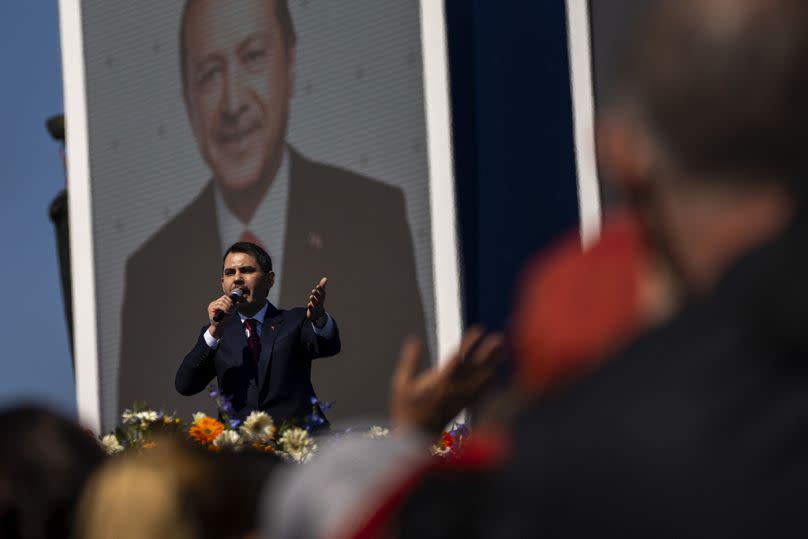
top-left (46, 114), bottom-right (74, 367)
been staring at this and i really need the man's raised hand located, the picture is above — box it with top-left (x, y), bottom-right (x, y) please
top-left (306, 277), bottom-right (328, 321)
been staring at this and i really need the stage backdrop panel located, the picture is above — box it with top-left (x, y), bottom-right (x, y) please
top-left (67, 0), bottom-right (454, 429)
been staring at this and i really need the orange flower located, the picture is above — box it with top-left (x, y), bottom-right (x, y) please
top-left (188, 416), bottom-right (225, 445)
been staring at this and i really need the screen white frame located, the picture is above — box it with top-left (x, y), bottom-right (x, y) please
top-left (566, 0), bottom-right (603, 248)
top-left (59, 0), bottom-right (101, 432)
top-left (419, 0), bottom-right (464, 363)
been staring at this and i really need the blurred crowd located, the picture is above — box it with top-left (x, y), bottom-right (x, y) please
top-left (7, 0), bottom-right (808, 536)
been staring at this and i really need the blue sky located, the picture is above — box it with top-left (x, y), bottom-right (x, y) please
top-left (0, 3), bottom-right (76, 414)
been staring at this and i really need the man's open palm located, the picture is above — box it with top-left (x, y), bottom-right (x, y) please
top-left (307, 277), bottom-right (328, 320)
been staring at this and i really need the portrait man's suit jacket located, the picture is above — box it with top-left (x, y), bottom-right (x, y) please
top-left (119, 147), bottom-right (428, 422)
top-left (175, 304), bottom-right (340, 422)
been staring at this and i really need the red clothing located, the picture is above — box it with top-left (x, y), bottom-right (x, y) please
top-left (511, 209), bottom-right (648, 393)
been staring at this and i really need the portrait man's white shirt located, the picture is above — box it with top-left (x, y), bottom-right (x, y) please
top-left (214, 147), bottom-right (290, 306)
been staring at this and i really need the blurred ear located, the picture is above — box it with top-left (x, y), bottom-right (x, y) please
top-left (596, 110), bottom-right (654, 194)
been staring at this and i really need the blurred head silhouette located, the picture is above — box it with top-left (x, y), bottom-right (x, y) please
top-left (75, 437), bottom-right (279, 539)
top-left (599, 0), bottom-right (808, 294)
top-left (0, 405), bottom-right (103, 539)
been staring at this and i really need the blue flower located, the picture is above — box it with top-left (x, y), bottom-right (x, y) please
top-left (220, 397), bottom-right (234, 414)
top-left (448, 423), bottom-right (470, 442)
top-left (309, 396), bottom-right (334, 412)
top-left (303, 411), bottom-right (327, 432)
top-left (304, 413), bottom-right (326, 426)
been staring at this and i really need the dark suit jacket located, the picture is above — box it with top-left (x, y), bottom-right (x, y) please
top-left (175, 304), bottom-right (340, 422)
top-left (472, 211), bottom-right (808, 537)
top-left (119, 147), bottom-right (427, 423)
top-left (390, 213), bottom-right (808, 539)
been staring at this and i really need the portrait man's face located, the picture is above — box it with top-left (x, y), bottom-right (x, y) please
top-left (182, 0), bottom-right (295, 193)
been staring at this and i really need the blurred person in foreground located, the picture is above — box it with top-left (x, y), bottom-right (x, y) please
top-left (0, 406), bottom-right (104, 539)
top-left (286, 0), bottom-right (808, 536)
top-left (475, 0), bottom-right (808, 535)
top-left (75, 437), bottom-right (279, 539)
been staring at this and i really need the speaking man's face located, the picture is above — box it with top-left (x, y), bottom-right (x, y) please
top-left (221, 251), bottom-right (274, 307)
top-left (183, 0), bottom-right (295, 193)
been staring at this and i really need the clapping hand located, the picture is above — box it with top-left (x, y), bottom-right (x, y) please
top-left (391, 326), bottom-right (504, 435)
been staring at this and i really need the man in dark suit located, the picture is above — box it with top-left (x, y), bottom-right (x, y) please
top-left (119, 0), bottom-right (427, 421)
top-left (175, 242), bottom-right (339, 423)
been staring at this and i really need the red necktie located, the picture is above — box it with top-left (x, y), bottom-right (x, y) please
top-left (243, 318), bottom-right (261, 368)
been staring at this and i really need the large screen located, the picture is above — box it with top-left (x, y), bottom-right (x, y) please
top-left (61, 0), bottom-right (461, 430)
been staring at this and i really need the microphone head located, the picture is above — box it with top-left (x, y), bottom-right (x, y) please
top-left (229, 288), bottom-right (245, 303)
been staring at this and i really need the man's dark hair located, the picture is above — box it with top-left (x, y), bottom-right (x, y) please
top-left (224, 242), bottom-right (273, 274)
top-left (0, 405), bottom-right (104, 539)
top-left (179, 0), bottom-right (297, 90)
top-left (613, 0), bottom-right (808, 186)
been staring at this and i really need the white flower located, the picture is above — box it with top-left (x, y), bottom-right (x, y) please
top-left (278, 427), bottom-right (317, 463)
top-left (121, 409), bottom-right (136, 424)
top-left (212, 429), bottom-right (244, 450)
top-left (239, 411), bottom-right (276, 441)
top-left (364, 426), bottom-right (390, 439)
top-left (135, 411), bottom-right (159, 424)
top-left (192, 412), bottom-right (207, 425)
top-left (100, 434), bottom-right (124, 455)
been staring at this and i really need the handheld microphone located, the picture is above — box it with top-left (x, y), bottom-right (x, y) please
top-left (213, 288), bottom-right (245, 322)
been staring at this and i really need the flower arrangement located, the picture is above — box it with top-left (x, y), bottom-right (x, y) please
top-left (98, 386), bottom-right (468, 462)
top-left (101, 403), bottom-right (184, 456)
top-left (430, 423), bottom-right (470, 460)
top-left (98, 389), bottom-right (326, 463)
